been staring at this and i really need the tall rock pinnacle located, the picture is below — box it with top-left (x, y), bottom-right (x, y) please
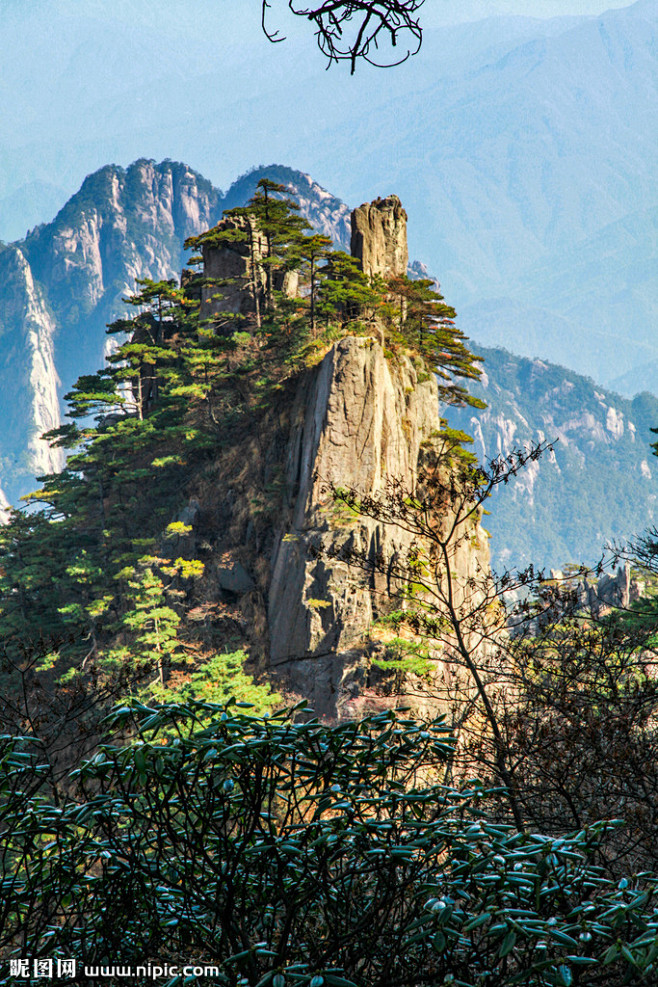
top-left (350, 195), bottom-right (408, 279)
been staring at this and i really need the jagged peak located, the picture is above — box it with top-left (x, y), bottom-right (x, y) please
top-left (20, 159), bottom-right (223, 248)
top-left (223, 163), bottom-right (338, 205)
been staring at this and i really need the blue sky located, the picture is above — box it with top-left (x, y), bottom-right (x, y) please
top-left (0, 0), bottom-right (643, 239)
top-left (0, 0), bottom-right (654, 389)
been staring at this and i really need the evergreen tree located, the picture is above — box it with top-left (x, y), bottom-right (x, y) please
top-left (249, 178), bottom-right (311, 311)
top-left (387, 274), bottom-right (485, 406)
top-left (296, 231), bottom-right (333, 335)
top-left (316, 250), bottom-right (384, 327)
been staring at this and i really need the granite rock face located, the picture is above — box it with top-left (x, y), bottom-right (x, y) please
top-left (0, 160), bottom-right (224, 503)
top-left (265, 334), bottom-right (489, 718)
top-left (0, 488), bottom-right (10, 525)
top-left (268, 336), bottom-right (438, 715)
top-left (576, 563), bottom-right (643, 614)
top-left (351, 195), bottom-right (408, 279)
top-left (0, 246), bottom-right (63, 481)
top-left (200, 214), bottom-right (268, 319)
top-left (193, 193), bottom-right (489, 718)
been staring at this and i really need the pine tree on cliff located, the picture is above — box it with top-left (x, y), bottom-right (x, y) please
top-left (296, 231), bottom-right (333, 335)
top-left (104, 278), bottom-right (184, 419)
top-left (187, 179), bottom-right (311, 330)
top-left (249, 178), bottom-right (311, 311)
top-left (0, 194), bottom-right (488, 724)
top-left (387, 273), bottom-right (485, 407)
top-left (316, 250), bottom-right (383, 327)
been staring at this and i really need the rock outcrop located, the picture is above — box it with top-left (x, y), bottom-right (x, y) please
top-left (200, 214), bottom-right (268, 319)
top-left (267, 335), bottom-right (439, 716)
top-left (188, 193), bottom-right (489, 719)
top-left (200, 214), bottom-right (298, 322)
top-left (0, 246), bottom-right (63, 481)
top-left (220, 166), bottom-right (352, 252)
top-left (264, 198), bottom-right (486, 716)
top-left (576, 563), bottom-right (644, 614)
top-left (263, 330), bottom-right (490, 719)
top-left (0, 486), bottom-right (11, 525)
top-left (351, 195), bottom-right (408, 279)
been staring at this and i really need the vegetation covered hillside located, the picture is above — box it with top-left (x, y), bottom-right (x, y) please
top-left (4, 159), bottom-right (658, 575)
top-left (5, 182), bottom-right (658, 985)
top-left (0, 180), bottom-right (481, 749)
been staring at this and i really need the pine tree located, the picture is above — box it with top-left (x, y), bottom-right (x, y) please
top-left (316, 250), bottom-right (384, 327)
top-left (296, 232), bottom-right (332, 335)
top-left (387, 274), bottom-right (485, 407)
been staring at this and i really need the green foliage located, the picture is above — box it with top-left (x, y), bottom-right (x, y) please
top-left (386, 275), bottom-right (485, 408)
top-left (112, 557), bottom-right (182, 681)
top-left (0, 274), bottom-right (240, 703)
top-left (2, 704), bottom-right (658, 985)
top-left (149, 650), bottom-right (280, 715)
top-left (371, 635), bottom-right (435, 679)
top-left (0, 190), bottom-right (483, 734)
top-left (316, 251), bottom-right (383, 326)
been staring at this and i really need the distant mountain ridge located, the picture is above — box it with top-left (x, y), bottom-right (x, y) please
top-left (300, 0), bottom-right (658, 389)
top-left (447, 345), bottom-right (658, 569)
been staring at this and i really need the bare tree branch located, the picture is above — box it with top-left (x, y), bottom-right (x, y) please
top-left (262, 0), bottom-right (426, 72)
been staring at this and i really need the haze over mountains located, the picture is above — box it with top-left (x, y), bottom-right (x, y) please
top-left (1, 0), bottom-right (655, 391)
top-left (303, 0), bottom-right (658, 389)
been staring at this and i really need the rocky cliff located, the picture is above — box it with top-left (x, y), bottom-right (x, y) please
top-left (0, 245), bottom-right (62, 482)
top-left (350, 195), bottom-right (408, 279)
top-left (7, 157), bottom-right (656, 578)
top-left (267, 335), bottom-right (439, 717)
top-left (0, 175), bottom-right (490, 722)
top-left (194, 196), bottom-right (490, 718)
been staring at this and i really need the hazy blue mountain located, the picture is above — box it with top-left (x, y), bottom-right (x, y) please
top-left (296, 0), bottom-right (658, 388)
top-left (0, 3), bottom-right (591, 218)
top-left (610, 356), bottom-right (658, 396)
top-left (1, 2), bottom-right (654, 390)
top-left (447, 345), bottom-right (658, 570)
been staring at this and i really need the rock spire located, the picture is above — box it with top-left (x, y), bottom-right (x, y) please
top-left (350, 195), bottom-right (408, 279)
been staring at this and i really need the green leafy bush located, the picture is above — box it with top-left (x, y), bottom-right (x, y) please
top-left (2, 704), bottom-right (657, 986)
